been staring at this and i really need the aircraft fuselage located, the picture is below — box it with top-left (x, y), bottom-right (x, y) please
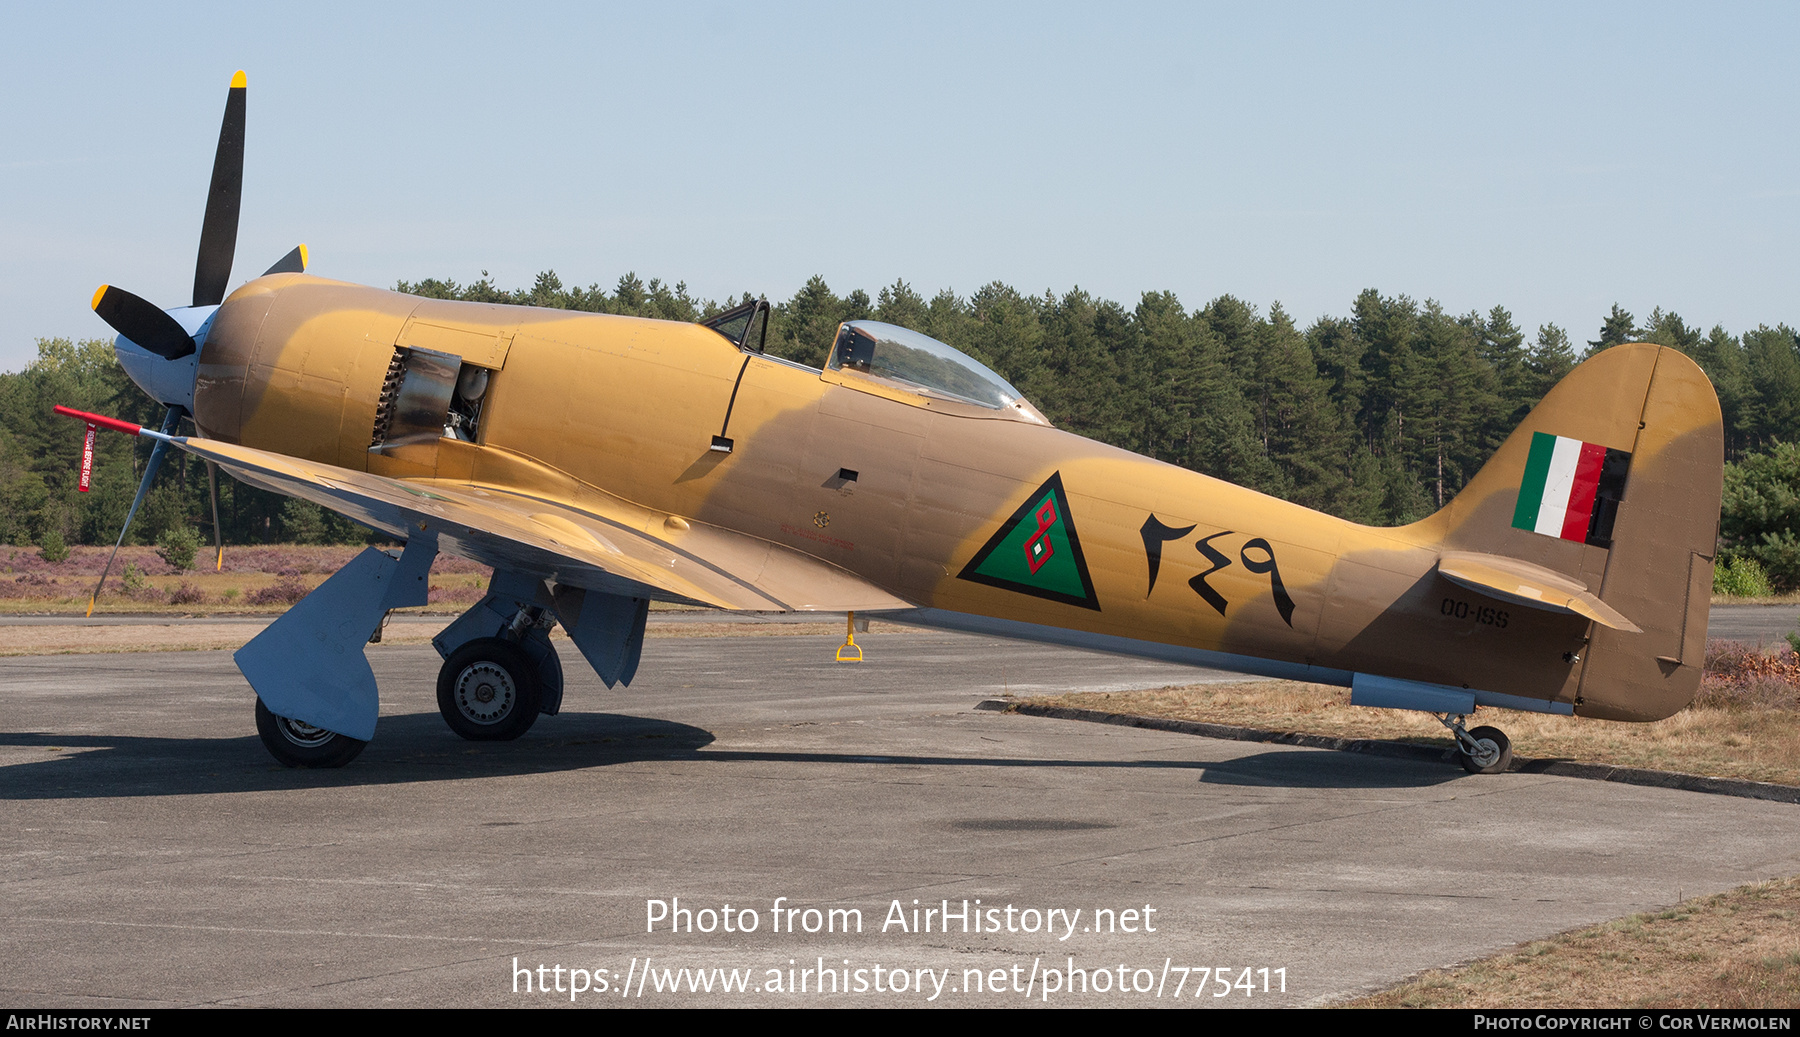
top-left (194, 273), bottom-right (1717, 723)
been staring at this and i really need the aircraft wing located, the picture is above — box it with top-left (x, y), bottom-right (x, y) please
top-left (173, 437), bottom-right (914, 613)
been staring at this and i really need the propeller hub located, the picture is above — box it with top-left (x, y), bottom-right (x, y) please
top-left (112, 305), bottom-right (215, 411)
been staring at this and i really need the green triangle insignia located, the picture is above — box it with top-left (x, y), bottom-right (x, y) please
top-left (956, 471), bottom-right (1101, 611)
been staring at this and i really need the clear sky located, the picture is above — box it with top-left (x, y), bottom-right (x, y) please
top-left (3, 1), bottom-right (1794, 371)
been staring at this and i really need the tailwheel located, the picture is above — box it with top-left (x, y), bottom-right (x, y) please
top-left (1459, 726), bottom-right (1513, 774)
top-left (437, 637), bottom-right (542, 741)
top-left (254, 698), bottom-right (367, 768)
top-left (1440, 714), bottom-right (1513, 775)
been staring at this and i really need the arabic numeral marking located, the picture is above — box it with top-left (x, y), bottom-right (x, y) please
top-left (1145, 515), bottom-right (1297, 626)
top-left (1170, 966), bottom-right (1189, 997)
top-left (1188, 531), bottom-right (1235, 616)
top-left (1238, 537), bottom-right (1296, 627)
top-left (1234, 967), bottom-right (1255, 996)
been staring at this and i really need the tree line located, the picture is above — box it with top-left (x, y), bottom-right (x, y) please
top-left (5, 272), bottom-right (1797, 582)
top-left (400, 271), bottom-right (1800, 527)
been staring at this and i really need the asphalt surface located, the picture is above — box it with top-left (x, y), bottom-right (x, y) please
top-left (1702, 602), bottom-right (1800, 643)
top-left (3, 610), bottom-right (1799, 1008)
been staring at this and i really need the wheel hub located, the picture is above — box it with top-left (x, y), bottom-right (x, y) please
top-left (1467, 738), bottom-right (1501, 769)
top-left (454, 662), bottom-right (516, 724)
top-left (276, 716), bottom-right (335, 748)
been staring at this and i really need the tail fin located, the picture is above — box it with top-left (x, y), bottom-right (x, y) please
top-left (1416, 343), bottom-right (1723, 721)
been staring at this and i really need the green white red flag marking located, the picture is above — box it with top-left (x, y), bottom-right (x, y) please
top-left (1512, 432), bottom-right (1608, 541)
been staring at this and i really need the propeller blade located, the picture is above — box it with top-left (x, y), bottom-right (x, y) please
top-left (262, 243), bottom-right (308, 277)
top-left (91, 285), bottom-right (196, 360)
top-left (206, 460), bottom-right (224, 570)
top-left (87, 406), bottom-right (183, 616)
top-left (192, 70), bottom-right (247, 308)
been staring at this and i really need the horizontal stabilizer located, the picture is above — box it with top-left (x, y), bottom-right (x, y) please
top-left (1437, 551), bottom-right (1640, 632)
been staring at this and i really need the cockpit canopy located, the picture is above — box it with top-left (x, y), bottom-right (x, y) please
top-left (826, 321), bottom-right (1045, 422)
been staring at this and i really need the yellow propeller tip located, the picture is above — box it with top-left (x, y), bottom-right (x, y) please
top-left (298, 243), bottom-right (309, 270)
top-left (85, 596), bottom-right (96, 618)
top-left (91, 285), bottom-right (109, 311)
top-left (231, 70), bottom-right (247, 89)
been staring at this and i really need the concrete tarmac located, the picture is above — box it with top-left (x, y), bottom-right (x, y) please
top-left (3, 619), bottom-right (1799, 1008)
top-left (1705, 602), bottom-right (1800, 643)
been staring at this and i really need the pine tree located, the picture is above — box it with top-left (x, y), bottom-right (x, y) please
top-left (1033, 289), bottom-right (1128, 443)
top-left (1481, 305), bottom-right (1532, 425)
top-left (1586, 303), bottom-right (1637, 357)
top-left (1640, 307), bottom-right (1700, 354)
top-left (1742, 325), bottom-right (1800, 451)
top-left (1252, 303), bottom-right (1351, 511)
top-left (875, 280), bottom-right (929, 331)
top-left (770, 275), bottom-right (846, 368)
top-left (1693, 325), bottom-right (1752, 459)
top-left (1524, 323), bottom-right (1576, 404)
top-left (966, 283), bottom-right (1046, 395)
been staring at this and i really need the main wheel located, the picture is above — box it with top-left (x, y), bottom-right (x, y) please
top-left (255, 698), bottom-right (368, 768)
top-left (437, 637), bottom-right (542, 741)
top-left (1458, 725), bottom-right (1513, 775)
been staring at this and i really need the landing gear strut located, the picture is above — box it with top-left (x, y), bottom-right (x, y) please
top-left (255, 697), bottom-right (368, 768)
top-left (1438, 713), bottom-right (1512, 775)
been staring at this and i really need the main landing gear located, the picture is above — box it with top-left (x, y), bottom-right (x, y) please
top-left (240, 564), bottom-right (637, 766)
top-left (255, 698), bottom-right (368, 768)
top-left (1438, 713), bottom-right (1512, 775)
top-left (437, 636), bottom-right (543, 741)
top-left (252, 629), bottom-right (548, 766)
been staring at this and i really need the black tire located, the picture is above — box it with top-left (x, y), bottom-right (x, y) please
top-left (1458, 725), bottom-right (1512, 775)
top-left (255, 697), bottom-right (368, 768)
top-left (437, 637), bottom-right (542, 741)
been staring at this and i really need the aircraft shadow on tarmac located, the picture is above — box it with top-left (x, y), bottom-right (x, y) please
top-left (0, 711), bottom-right (717, 799)
top-left (1190, 749), bottom-right (1466, 789)
top-left (0, 711), bottom-right (1471, 799)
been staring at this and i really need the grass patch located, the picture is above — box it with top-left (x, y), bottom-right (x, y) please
top-left (1710, 591), bottom-right (1800, 606)
top-left (1345, 877), bottom-right (1800, 1008)
top-left (0, 544), bottom-right (489, 614)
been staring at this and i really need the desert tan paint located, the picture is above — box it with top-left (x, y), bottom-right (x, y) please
top-left (195, 275), bottom-right (1724, 723)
